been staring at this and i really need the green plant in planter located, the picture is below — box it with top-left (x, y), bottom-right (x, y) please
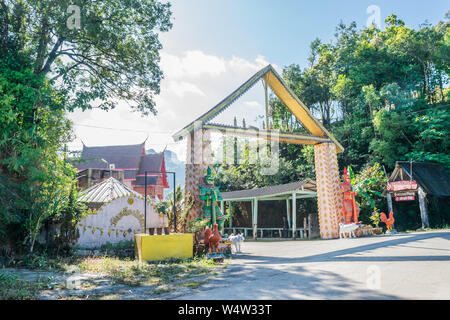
top-left (370, 207), bottom-right (381, 228)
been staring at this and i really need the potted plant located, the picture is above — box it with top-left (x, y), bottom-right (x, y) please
top-left (370, 207), bottom-right (383, 235)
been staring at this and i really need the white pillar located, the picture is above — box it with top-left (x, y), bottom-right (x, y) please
top-left (292, 192), bottom-right (296, 239)
top-left (387, 193), bottom-right (393, 213)
top-left (418, 188), bottom-right (430, 229)
top-left (228, 201), bottom-right (232, 228)
top-left (251, 200), bottom-right (255, 240)
top-left (286, 199), bottom-right (291, 228)
top-left (253, 198), bottom-right (258, 240)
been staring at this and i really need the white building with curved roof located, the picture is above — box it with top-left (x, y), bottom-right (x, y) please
top-left (76, 177), bottom-right (168, 248)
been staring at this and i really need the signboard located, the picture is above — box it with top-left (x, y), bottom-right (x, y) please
top-left (387, 180), bottom-right (418, 192)
top-left (394, 191), bottom-right (415, 196)
top-left (395, 195), bottom-right (415, 201)
top-left (393, 191), bottom-right (416, 202)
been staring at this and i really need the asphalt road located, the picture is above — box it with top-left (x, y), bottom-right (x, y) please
top-left (178, 230), bottom-right (450, 300)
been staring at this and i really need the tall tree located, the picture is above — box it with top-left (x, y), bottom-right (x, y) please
top-left (0, 0), bottom-right (172, 115)
top-left (0, 0), bottom-right (172, 253)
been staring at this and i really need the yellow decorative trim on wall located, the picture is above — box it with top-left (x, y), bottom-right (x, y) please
top-left (110, 207), bottom-right (145, 229)
top-left (86, 208), bottom-right (98, 215)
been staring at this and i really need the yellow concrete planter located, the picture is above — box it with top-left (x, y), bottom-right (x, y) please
top-left (134, 233), bottom-right (193, 262)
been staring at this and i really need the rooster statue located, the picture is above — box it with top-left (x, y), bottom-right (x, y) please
top-left (380, 211), bottom-right (395, 231)
top-left (208, 223), bottom-right (222, 253)
top-left (203, 226), bottom-right (212, 252)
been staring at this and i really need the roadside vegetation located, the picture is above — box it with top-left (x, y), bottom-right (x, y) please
top-left (0, 252), bottom-right (229, 300)
top-left (0, 271), bottom-right (53, 300)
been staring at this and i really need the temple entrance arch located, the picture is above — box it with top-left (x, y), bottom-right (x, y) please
top-left (173, 65), bottom-right (345, 239)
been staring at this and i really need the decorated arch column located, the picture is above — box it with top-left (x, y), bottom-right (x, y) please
top-left (184, 129), bottom-right (212, 225)
top-left (174, 65), bottom-right (347, 239)
top-left (314, 142), bottom-right (344, 239)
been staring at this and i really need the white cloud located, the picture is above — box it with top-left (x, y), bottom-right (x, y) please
top-left (161, 50), bottom-right (226, 79)
top-left (182, 51), bottom-right (226, 77)
top-left (244, 101), bottom-right (262, 109)
top-left (67, 50), bottom-right (279, 162)
top-left (167, 80), bottom-right (206, 98)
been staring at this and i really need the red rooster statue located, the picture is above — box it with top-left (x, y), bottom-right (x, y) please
top-left (208, 223), bottom-right (222, 253)
top-left (203, 226), bottom-right (212, 251)
top-left (380, 211), bottom-right (395, 231)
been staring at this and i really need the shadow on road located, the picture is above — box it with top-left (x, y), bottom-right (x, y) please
top-left (182, 232), bottom-right (450, 299)
top-left (197, 258), bottom-right (400, 299)
top-left (235, 231), bottom-right (450, 264)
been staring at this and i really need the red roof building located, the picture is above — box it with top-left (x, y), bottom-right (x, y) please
top-left (75, 142), bottom-right (169, 201)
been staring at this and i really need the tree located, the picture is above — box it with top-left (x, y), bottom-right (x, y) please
top-left (352, 163), bottom-right (389, 223)
top-left (0, 0), bottom-right (173, 254)
top-left (0, 51), bottom-right (80, 253)
top-left (406, 107), bottom-right (450, 170)
top-left (0, 0), bottom-right (172, 115)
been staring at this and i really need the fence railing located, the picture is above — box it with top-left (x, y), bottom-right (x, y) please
top-left (223, 227), bottom-right (305, 239)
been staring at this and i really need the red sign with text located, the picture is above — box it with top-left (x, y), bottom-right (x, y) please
top-left (395, 195), bottom-right (415, 201)
top-left (387, 180), bottom-right (418, 192)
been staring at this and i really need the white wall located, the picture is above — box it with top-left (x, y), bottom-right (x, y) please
top-left (76, 194), bottom-right (168, 248)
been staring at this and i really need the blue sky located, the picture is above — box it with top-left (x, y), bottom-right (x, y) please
top-left (162, 0), bottom-right (448, 68)
top-left (68, 1), bottom-right (449, 159)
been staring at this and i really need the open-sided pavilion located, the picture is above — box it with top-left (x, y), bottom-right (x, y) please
top-left (220, 180), bottom-right (317, 239)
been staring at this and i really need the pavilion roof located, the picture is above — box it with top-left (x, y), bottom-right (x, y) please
top-left (221, 179), bottom-right (317, 201)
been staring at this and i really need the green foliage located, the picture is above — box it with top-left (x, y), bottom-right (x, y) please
top-left (0, 51), bottom-right (84, 253)
top-left (99, 240), bottom-right (135, 258)
top-left (275, 13), bottom-right (450, 174)
top-left (1, 0), bottom-right (171, 254)
top-left (369, 207), bottom-right (381, 228)
top-left (1, 0), bottom-right (173, 115)
top-left (187, 218), bottom-right (208, 233)
top-left (258, 13), bottom-right (450, 210)
top-left (353, 163), bottom-right (389, 223)
top-left (160, 185), bottom-right (195, 232)
top-left (0, 270), bottom-right (52, 300)
top-left (52, 184), bottom-right (86, 253)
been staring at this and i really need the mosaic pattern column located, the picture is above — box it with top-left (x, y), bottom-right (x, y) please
top-left (185, 129), bottom-right (212, 226)
top-left (314, 143), bottom-right (344, 239)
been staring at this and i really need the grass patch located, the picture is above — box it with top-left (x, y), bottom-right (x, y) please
top-left (0, 271), bottom-right (52, 300)
top-left (180, 280), bottom-right (207, 289)
top-left (1, 250), bottom-right (230, 299)
top-left (56, 294), bottom-right (119, 300)
top-left (0, 251), bottom-right (84, 272)
top-left (97, 294), bottom-right (120, 300)
top-left (70, 255), bottom-right (224, 288)
top-left (153, 287), bottom-right (172, 295)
